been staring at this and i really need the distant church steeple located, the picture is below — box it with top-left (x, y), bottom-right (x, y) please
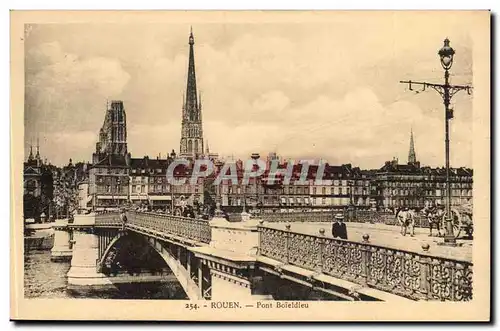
top-left (180, 27), bottom-right (204, 158)
top-left (28, 143), bottom-right (34, 161)
top-left (35, 137), bottom-right (41, 160)
top-left (408, 128), bottom-right (417, 165)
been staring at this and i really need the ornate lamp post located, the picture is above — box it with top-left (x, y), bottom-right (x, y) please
top-left (400, 38), bottom-right (472, 246)
top-left (438, 39), bottom-right (457, 245)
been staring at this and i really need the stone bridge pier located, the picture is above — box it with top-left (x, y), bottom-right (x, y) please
top-left (65, 214), bottom-right (113, 293)
top-left (50, 219), bottom-right (73, 262)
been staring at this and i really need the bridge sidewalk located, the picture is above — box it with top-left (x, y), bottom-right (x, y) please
top-left (263, 221), bottom-right (472, 262)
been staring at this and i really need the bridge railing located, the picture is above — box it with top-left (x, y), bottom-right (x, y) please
top-left (94, 211), bottom-right (122, 227)
top-left (260, 211), bottom-right (333, 223)
top-left (126, 211), bottom-right (211, 245)
top-left (258, 226), bottom-right (472, 301)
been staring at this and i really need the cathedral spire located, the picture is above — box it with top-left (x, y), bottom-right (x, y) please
top-left (180, 28), bottom-right (204, 158)
top-left (408, 128), bottom-right (417, 164)
top-left (185, 27), bottom-right (198, 118)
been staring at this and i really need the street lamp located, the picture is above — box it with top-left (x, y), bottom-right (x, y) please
top-left (438, 38), bottom-right (456, 245)
top-left (438, 38), bottom-right (455, 70)
top-left (400, 38), bottom-right (472, 246)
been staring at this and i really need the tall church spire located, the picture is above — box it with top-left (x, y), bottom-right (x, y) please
top-left (180, 28), bottom-right (204, 158)
top-left (185, 27), bottom-right (198, 119)
top-left (408, 128), bottom-right (417, 164)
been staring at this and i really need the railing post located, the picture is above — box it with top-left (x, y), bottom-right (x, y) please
top-left (420, 243), bottom-right (432, 300)
top-left (284, 224), bottom-right (291, 264)
top-left (419, 256), bottom-right (431, 300)
top-left (360, 236), bottom-right (371, 286)
top-left (318, 228), bottom-right (325, 273)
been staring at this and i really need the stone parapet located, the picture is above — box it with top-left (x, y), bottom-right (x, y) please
top-left (208, 216), bottom-right (260, 256)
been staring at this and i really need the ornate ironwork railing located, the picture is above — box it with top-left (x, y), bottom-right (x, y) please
top-left (126, 211), bottom-right (211, 245)
top-left (94, 211), bottom-right (122, 227)
top-left (261, 211), bottom-right (333, 223)
top-left (258, 227), bottom-right (472, 301)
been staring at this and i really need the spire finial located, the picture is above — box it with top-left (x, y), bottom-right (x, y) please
top-left (189, 26), bottom-right (194, 45)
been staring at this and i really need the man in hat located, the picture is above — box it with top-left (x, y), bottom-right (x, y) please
top-left (120, 209), bottom-right (128, 231)
top-left (332, 213), bottom-right (348, 240)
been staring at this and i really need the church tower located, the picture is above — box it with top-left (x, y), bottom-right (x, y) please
top-left (408, 128), bottom-right (418, 166)
top-left (180, 28), bottom-right (204, 159)
top-left (95, 100), bottom-right (128, 156)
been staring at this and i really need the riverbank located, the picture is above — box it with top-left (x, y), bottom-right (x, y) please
top-left (24, 243), bottom-right (188, 299)
top-left (24, 234), bottom-right (54, 251)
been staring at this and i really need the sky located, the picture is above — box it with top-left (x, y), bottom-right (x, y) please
top-left (24, 12), bottom-right (474, 169)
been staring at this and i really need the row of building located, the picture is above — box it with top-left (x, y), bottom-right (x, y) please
top-left (82, 152), bottom-right (473, 212)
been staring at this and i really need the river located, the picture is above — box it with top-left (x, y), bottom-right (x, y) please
top-left (24, 247), bottom-right (188, 299)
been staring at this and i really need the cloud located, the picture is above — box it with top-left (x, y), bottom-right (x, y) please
top-left (39, 131), bottom-right (96, 165)
top-left (202, 87), bottom-right (471, 169)
top-left (24, 19), bottom-right (474, 168)
top-left (25, 41), bottom-right (131, 160)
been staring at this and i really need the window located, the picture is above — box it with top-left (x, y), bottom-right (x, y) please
top-left (313, 187), bottom-right (317, 195)
top-left (322, 187), bottom-right (326, 195)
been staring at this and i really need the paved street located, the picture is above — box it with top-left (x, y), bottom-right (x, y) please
top-left (263, 221), bottom-right (472, 262)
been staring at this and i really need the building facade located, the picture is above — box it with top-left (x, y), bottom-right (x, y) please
top-left (370, 131), bottom-right (473, 210)
top-left (89, 100), bottom-right (132, 209)
top-left (213, 156), bottom-right (372, 212)
top-left (23, 142), bottom-right (54, 221)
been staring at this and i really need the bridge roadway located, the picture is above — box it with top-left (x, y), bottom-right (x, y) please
top-left (263, 221), bottom-right (472, 262)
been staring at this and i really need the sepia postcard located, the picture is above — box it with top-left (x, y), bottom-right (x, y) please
top-left (10, 10), bottom-right (491, 321)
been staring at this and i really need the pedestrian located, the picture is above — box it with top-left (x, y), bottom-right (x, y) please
top-left (120, 209), bottom-right (127, 231)
top-left (332, 213), bottom-right (348, 240)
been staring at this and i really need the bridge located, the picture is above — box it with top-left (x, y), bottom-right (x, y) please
top-left (51, 209), bottom-right (473, 302)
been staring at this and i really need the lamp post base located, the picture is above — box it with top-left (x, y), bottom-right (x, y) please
top-left (437, 235), bottom-right (462, 247)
